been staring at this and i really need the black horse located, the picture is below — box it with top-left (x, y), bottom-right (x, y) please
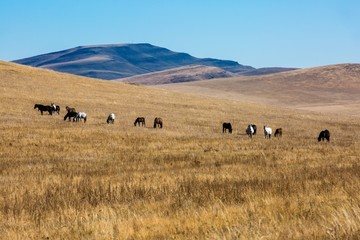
top-left (318, 129), bottom-right (330, 142)
top-left (64, 111), bottom-right (78, 121)
top-left (153, 117), bottom-right (163, 128)
top-left (223, 122), bottom-right (232, 134)
top-left (134, 117), bottom-right (146, 126)
top-left (34, 104), bottom-right (53, 115)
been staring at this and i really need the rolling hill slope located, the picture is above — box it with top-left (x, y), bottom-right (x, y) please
top-left (1, 60), bottom-right (360, 239)
top-left (159, 64), bottom-right (360, 116)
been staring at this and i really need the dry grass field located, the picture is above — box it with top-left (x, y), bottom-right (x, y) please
top-left (1, 61), bottom-right (360, 239)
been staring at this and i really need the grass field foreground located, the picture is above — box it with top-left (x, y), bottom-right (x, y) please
top-left (1, 61), bottom-right (360, 239)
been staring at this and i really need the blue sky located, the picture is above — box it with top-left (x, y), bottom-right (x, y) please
top-left (1, 0), bottom-right (359, 68)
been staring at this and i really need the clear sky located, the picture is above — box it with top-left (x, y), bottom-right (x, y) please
top-left (1, 0), bottom-right (359, 68)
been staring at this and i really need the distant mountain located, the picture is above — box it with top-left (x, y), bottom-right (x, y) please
top-left (13, 43), bottom-right (255, 80)
top-left (117, 65), bottom-right (236, 85)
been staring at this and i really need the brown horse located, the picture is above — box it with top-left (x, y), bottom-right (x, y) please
top-left (274, 128), bottom-right (283, 137)
top-left (153, 117), bottom-right (163, 128)
top-left (134, 117), bottom-right (145, 126)
top-left (66, 106), bottom-right (76, 113)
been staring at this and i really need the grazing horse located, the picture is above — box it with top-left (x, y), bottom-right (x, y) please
top-left (251, 124), bottom-right (257, 135)
top-left (153, 117), bottom-right (163, 128)
top-left (246, 124), bottom-right (255, 138)
top-left (107, 113), bottom-right (115, 124)
top-left (274, 128), bottom-right (283, 137)
top-left (134, 117), bottom-right (145, 126)
top-left (50, 103), bottom-right (60, 114)
top-left (74, 112), bottom-right (87, 123)
top-left (223, 122), bottom-right (232, 134)
top-left (66, 106), bottom-right (76, 113)
top-left (34, 104), bottom-right (53, 115)
top-left (264, 126), bottom-right (272, 139)
top-left (318, 129), bottom-right (330, 142)
top-left (64, 111), bottom-right (78, 121)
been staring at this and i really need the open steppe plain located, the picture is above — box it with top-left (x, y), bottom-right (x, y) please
top-left (0, 61), bottom-right (360, 239)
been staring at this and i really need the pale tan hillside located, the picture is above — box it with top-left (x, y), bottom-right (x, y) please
top-left (1, 61), bottom-right (360, 239)
top-left (160, 64), bottom-right (360, 116)
top-left (116, 65), bottom-right (235, 85)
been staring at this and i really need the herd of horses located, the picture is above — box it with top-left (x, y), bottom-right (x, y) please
top-left (223, 122), bottom-right (329, 142)
top-left (34, 103), bottom-right (330, 141)
top-left (34, 103), bottom-right (163, 128)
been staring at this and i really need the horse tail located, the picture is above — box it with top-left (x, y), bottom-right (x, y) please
top-left (84, 116), bottom-right (87, 123)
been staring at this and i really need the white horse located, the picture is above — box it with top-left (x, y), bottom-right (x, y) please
top-left (107, 113), bottom-right (115, 124)
top-left (50, 103), bottom-right (60, 114)
top-left (264, 126), bottom-right (272, 139)
top-left (74, 112), bottom-right (87, 123)
top-left (246, 125), bottom-right (254, 138)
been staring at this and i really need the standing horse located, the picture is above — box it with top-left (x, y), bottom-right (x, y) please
top-left (223, 122), bottom-right (232, 134)
top-left (64, 111), bottom-right (78, 121)
top-left (264, 126), bottom-right (272, 139)
top-left (50, 103), bottom-right (60, 114)
top-left (107, 113), bottom-right (115, 124)
top-left (153, 117), bottom-right (163, 128)
top-left (74, 112), bottom-right (87, 123)
top-left (318, 129), bottom-right (330, 142)
top-left (274, 128), bottom-right (283, 137)
top-left (246, 124), bottom-right (255, 138)
top-left (134, 117), bottom-right (145, 126)
top-left (34, 104), bottom-right (53, 115)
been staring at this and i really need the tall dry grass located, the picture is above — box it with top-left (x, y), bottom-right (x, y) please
top-left (0, 61), bottom-right (360, 239)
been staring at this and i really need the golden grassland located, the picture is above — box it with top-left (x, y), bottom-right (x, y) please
top-left (1, 61), bottom-right (360, 239)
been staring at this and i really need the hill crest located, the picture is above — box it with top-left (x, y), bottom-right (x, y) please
top-left (159, 63), bottom-right (360, 116)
